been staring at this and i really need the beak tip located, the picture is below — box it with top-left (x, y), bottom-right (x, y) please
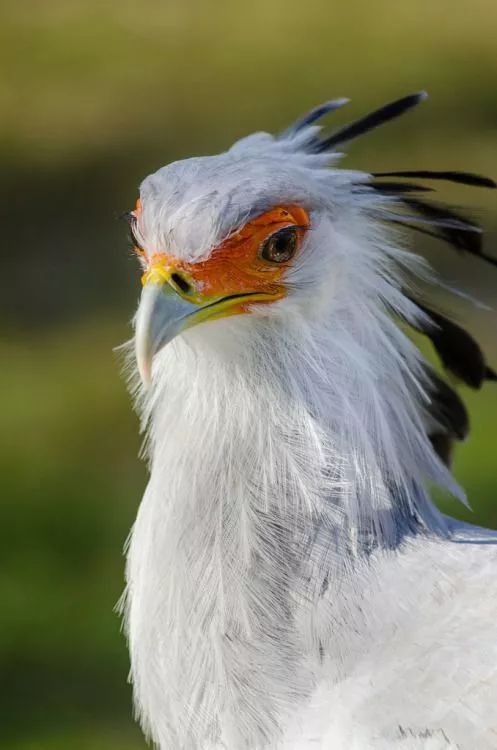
top-left (139, 366), bottom-right (152, 389)
top-left (136, 347), bottom-right (152, 388)
top-left (135, 332), bottom-right (152, 388)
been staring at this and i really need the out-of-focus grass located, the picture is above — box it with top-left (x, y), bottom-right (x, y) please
top-left (0, 320), bottom-right (146, 748)
top-left (2, 0), bottom-right (497, 167)
top-left (438, 386), bottom-right (497, 527)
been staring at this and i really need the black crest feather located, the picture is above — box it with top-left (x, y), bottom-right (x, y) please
top-left (429, 373), bottom-right (470, 441)
top-left (370, 182), bottom-right (434, 195)
top-left (411, 301), bottom-right (494, 389)
top-left (286, 98), bottom-right (349, 135)
top-left (486, 366), bottom-right (497, 381)
top-left (428, 372), bottom-right (470, 467)
top-left (399, 198), bottom-right (497, 267)
top-left (429, 433), bottom-right (455, 466)
top-left (313, 92), bottom-right (427, 153)
top-left (374, 170), bottom-right (497, 189)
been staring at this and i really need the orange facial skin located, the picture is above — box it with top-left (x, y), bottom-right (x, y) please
top-left (133, 205), bottom-right (310, 313)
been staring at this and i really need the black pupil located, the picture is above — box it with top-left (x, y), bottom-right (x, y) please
top-left (262, 227), bottom-right (297, 263)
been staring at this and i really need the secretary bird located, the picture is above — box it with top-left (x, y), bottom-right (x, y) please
top-left (120, 92), bottom-right (497, 750)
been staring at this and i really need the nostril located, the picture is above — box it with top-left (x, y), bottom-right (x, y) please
top-left (170, 273), bottom-right (192, 295)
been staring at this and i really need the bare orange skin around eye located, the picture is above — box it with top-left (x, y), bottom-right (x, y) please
top-left (139, 205), bottom-right (310, 304)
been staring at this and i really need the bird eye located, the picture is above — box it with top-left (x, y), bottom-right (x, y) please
top-left (260, 227), bottom-right (298, 264)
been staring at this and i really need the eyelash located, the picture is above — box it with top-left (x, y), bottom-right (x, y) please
top-left (123, 213), bottom-right (144, 254)
top-left (128, 227), bottom-right (143, 250)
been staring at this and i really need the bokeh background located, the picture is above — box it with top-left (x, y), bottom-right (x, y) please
top-left (1, 1), bottom-right (497, 748)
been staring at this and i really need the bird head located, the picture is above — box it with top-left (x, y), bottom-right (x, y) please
top-left (127, 120), bottom-right (350, 385)
top-left (126, 93), bottom-right (496, 391)
top-left (131, 189), bottom-right (314, 386)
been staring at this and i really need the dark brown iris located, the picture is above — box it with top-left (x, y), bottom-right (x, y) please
top-left (260, 227), bottom-right (298, 264)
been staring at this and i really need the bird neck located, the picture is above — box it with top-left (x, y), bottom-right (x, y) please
top-left (126, 311), bottom-right (456, 747)
top-left (143, 308), bottom-right (454, 574)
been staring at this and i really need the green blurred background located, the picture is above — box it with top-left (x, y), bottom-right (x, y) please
top-left (1, 1), bottom-right (496, 748)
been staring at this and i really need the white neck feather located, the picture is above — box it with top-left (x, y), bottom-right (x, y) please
top-left (123, 240), bottom-right (459, 749)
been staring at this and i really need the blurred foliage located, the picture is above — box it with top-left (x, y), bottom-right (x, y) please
top-left (1, 1), bottom-right (497, 748)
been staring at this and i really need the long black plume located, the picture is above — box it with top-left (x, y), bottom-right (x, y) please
top-left (285, 98), bottom-right (349, 135)
top-left (426, 373), bottom-right (470, 467)
top-left (429, 372), bottom-right (470, 440)
top-left (374, 170), bottom-right (496, 189)
top-left (313, 92), bottom-right (427, 152)
top-left (400, 198), bottom-right (497, 267)
top-left (370, 181), bottom-right (434, 194)
top-left (410, 300), bottom-right (494, 389)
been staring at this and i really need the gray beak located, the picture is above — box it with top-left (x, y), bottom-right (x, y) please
top-left (135, 282), bottom-right (199, 386)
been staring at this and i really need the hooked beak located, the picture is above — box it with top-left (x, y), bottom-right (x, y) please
top-left (134, 264), bottom-right (273, 386)
top-left (135, 280), bottom-right (199, 386)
